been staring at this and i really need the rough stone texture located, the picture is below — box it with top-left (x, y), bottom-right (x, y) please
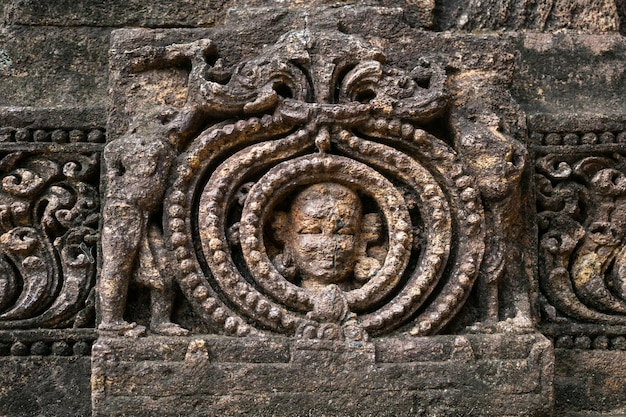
top-left (4, 0), bottom-right (227, 27)
top-left (102, 24), bottom-right (534, 337)
top-left (0, 1), bottom-right (623, 416)
top-left (0, 102), bottom-right (103, 334)
top-left (90, 20), bottom-right (547, 416)
top-left (0, 330), bottom-right (94, 417)
top-left (555, 349), bottom-right (626, 416)
top-left (434, 0), bottom-right (621, 32)
top-left (0, 26), bottom-right (109, 109)
top-left (0, 356), bottom-right (91, 417)
top-left (619, 0), bottom-right (626, 34)
top-left (0, 5), bottom-right (623, 119)
top-left (0, 149), bottom-right (100, 328)
top-left (532, 93), bottom-right (626, 332)
top-left (0, 104), bottom-right (103, 414)
top-left (512, 33), bottom-right (626, 117)
top-left (3, 0), bottom-right (435, 29)
top-left (93, 334), bottom-right (553, 417)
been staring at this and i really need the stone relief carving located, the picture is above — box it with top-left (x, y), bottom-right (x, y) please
top-left (102, 29), bottom-right (530, 338)
top-left (538, 151), bottom-right (626, 325)
top-left (271, 182), bottom-right (383, 291)
top-left (0, 152), bottom-right (99, 329)
top-left (98, 109), bottom-right (191, 337)
top-left (453, 114), bottom-right (530, 331)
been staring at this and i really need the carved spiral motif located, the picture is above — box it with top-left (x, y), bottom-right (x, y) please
top-left (537, 153), bottom-right (626, 325)
top-left (0, 153), bottom-right (99, 329)
top-left (236, 154), bottom-right (414, 313)
top-left (165, 114), bottom-right (485, 337)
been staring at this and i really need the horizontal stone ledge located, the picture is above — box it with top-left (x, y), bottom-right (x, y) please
top-left (527, 112), bottom-right (626, 134)
top-left (92, 333), bottom-right (553, 417)
top-left (0, 328), bottom-right (96, 342)
top-left (0, 329), bottom-right (96, 357)
top-left (4, 1), bottom-right (434, 29)
top-left (94, 333), bottom-right (550, 363)
top-left (434, 0), bottom-right (621, 33)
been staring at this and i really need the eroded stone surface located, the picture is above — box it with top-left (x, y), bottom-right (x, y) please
top-left (4, 0), bottom-right (435, 29)
top-left (555, 349), bottom-right (626, 415)
top-left (0, 26), bottom-right (109, 109)
top-left (2, 1), bottom-right (626, 416)
top-left (0, 356), bottom-right (91, 417)
top-left (0, 150), bottom-right (100, 329)
top-left (435, 0), bottom-right (620, 32)
top-left (88, 20), bottom-right (552, 417)
top-left (92, 334), bottom-right (554, 417)
top-left (513, 34), bottom-right (626, 117)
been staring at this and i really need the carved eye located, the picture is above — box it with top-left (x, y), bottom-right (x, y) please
top-left (274, 83), bottom-right (294, 99)
top-left (354, 89), bottom-right (376, 104)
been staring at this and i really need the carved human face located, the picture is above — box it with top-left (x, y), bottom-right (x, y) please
top-left (289, 183), bottom-right (362, 288)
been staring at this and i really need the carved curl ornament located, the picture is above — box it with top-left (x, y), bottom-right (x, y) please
top-left (160, 31), bottom-right (486, 339)
top-left (0, 153), bottom-right (98, 328)
top-left (538, 153), bottom-right (626, 325)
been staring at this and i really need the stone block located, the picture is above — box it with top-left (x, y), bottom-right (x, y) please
top-left (0, 330), bottom-right (94, 417)
top-left (92, 334), bottom-right (554, 417)
top-left (0, 26), bottom-right (109, 109)
top-left (4, 0), bottom-right (434, 29)
top-left (555, 349), bottom-right (626, 415)
top-left (434, 0), bottom-right (620, 32)
top-left (512, 33), bottom-right (626, 117)
top-left (0, 356), bottom-right (91, 417)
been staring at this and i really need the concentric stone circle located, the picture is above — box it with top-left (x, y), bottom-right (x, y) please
top-left (237, 153), bottom-right (414, 314)
top-left (165, 115), bottom-right (485, 336)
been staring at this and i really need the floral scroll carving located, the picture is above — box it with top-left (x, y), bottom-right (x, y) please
top-left (102, 30), bottom-right (529, 338)
top-left (538, 152), bottom-right (626, 325)
top-left (0, 152), bottom-right (99, 329)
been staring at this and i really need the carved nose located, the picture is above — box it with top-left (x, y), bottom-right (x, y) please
top-left (310, 62), bottom-right (336, 104)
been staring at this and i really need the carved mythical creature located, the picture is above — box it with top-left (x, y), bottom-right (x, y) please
top-left (450, 79), bottom-right (530, 331)
top-left (99, 110), bottom-right (190, 336)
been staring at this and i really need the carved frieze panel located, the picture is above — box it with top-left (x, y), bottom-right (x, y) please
top-left (103, 29), bottom-right (530, 339)
top-left (0, 127), bottom-right (105, 144)
top-left (536, 131), bottom-right (626, 338)
top-left (0, 149), bottom-right (100, 329)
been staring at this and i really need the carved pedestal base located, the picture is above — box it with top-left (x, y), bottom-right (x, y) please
top-left (92, 334), bottom-right (553, 417)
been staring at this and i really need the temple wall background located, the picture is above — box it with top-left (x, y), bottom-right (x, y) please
top-left (0, 1), bottom-right (624, 416)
